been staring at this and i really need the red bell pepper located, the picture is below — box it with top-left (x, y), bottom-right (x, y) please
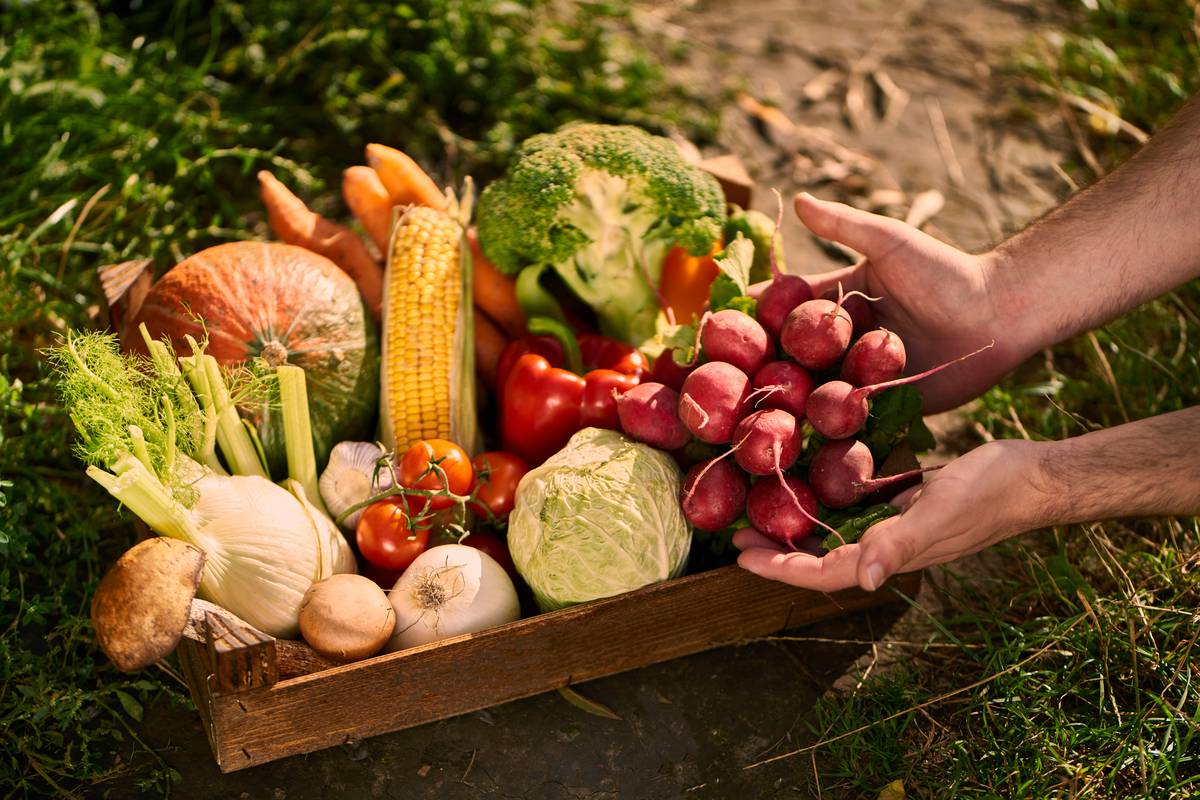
top-left (499, 317), bottom-right (647, 465)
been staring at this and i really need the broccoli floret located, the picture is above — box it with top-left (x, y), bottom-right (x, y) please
top-left (476, 123), bottom-right (726, 346)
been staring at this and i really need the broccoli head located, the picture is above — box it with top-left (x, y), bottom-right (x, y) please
top-left (475, 123), bottom-right (726, 346)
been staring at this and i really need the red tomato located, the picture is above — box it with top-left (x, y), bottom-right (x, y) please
top-left (469, 451), bottom-right (529, 519)
top-left (356, 496), bottom-right (430, 572)
top-left (399, 439), bottom-right (474, 510)
top-left (459, 530), bottom-right (518, 581)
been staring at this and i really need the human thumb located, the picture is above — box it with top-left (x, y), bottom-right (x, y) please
top-left (794, 192), bottom-right (908, 261)
top-left (854, 511), bottom-right (927, 592)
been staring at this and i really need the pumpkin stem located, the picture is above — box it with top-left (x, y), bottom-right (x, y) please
top-left (261, 341), bottom-right (288, 367)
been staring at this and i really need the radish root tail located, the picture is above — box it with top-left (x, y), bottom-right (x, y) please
top-left (772, 450), bottom-right (840, 547)
top-left (747, 384), bottom-right (784, 408)
top-left (867, 340), bottom-right (996, 395)
top-left (853, 464), bottom-right (944, 492)
top-left (679, 393), bottom-right (710, 431)
top-left (827, 282), bottom-right (882, 319)
top-left (682, 430), bottom-right (751, 506)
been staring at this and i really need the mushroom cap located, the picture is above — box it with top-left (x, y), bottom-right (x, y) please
top-left (91, 537), bottom-right (205, 671)
top-left (298, 573), bottom-right (395, 663)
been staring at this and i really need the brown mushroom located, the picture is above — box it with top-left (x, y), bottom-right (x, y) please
top-left (91, 537), bottom-right (205, 671)
top-left (298, 574), bottom-right (395, 663)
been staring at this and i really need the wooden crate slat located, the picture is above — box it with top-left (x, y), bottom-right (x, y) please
top-left (200, 566), bottom-right (920, 771)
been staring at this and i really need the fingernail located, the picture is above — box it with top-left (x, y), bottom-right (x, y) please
top-left (797, 191), bottom-right (814, 202)
top-left (864, 563), bottom-right (885, 591)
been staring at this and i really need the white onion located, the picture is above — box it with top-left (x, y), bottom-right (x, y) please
top-left (385, 545), bottom-right (520, 652)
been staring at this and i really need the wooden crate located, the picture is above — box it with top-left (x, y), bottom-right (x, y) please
top-left (179, 565), bottom-right (920, 772)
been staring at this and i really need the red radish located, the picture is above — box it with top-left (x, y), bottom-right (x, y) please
top-left (700, 309), bottom-right (772, 376)
top-left (678, 361), bottom-right (751, 444)
top-left (747, 474), bottom-right (820, 548)
top-left (649, 348), bottom-right (694, 392)
top-left (615, 382), bottom-right (691, 450)
top-left (732, 409), bottom-right (802, 476)
top-left (841, 293), bottom-right (876, 337)
top-left (809, 439), bottom-right (940, 509)
top-left (751, 361), bottom-right (814, 419)
top-left (681, 458), bottom-right (748, 531)
top-left (756, 275), bottom-right (813, 341)
top-left (780, 298), bottom-right (854, 370)
top-left (842, 329), bottom-right (906, 386)
top-left (807, 342), bottom-right (995, 440)
top-left (756, 191), bottom-right (815, 341)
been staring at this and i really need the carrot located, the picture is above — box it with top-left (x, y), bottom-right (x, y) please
top-left (257, 171), bottom-right (383, 321)
top-left (342, 166), bottom-right (393, 254)
top-left (473, 309), bottom-right (509, 391)
top-left (365, 144), bottom-right (447, 209)
top-left (468, 228), bottom-right (525, 338)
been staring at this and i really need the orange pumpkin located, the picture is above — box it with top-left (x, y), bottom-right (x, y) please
top-left (130, 241), bottom-right (379, 477)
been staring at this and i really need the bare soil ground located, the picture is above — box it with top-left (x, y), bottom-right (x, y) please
top-left (108, 3), bottom-right (1077, 797)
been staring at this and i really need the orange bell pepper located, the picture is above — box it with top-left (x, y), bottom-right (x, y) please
top-left (660, 242), bottom-right (722, 324)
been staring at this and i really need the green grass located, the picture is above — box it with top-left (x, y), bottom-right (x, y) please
top-left (7, 1), bottom-right (1199, 797)
top-left (0, 2), bottom-right (708, 795)
top-left (804, 2), bottom-right (1200, 797)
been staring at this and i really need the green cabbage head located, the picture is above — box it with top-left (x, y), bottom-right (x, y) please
top-left (508, 427), bottom-right (692, 611)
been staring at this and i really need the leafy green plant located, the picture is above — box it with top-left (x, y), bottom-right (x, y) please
top-left (1019, 0), bottom-right (1200, 169)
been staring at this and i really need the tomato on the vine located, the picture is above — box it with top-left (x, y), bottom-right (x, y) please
top-left (356, 496), bottom-right (429, 572)
top-left (399, 439), bottom-right (474, 511)
top-left (469, 451), bottom-right (529, 520)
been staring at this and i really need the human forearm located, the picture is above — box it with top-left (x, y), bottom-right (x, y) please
top-left (988, 94), bottom-right (1200, 358)
top-left (1033, 406), bottom-right (1200, 527)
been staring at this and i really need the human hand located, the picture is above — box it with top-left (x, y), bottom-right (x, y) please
top-left (793, 193), bottom-right (1031, 412)
top-left (733, 440), bottom-right (1051, 592)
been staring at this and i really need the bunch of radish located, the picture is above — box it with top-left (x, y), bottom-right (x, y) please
top-left (618, 259), bottom-right (987, 551)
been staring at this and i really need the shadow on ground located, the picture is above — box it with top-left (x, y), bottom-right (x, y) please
top-left (106, 602), bottom-right (907, 799)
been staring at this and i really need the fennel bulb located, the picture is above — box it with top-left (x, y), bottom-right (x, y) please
top-left (55, 330), bottom-right (354, 640)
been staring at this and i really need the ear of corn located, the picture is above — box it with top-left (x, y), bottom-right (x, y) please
top-left (379, 185), bottom-right (479, 455)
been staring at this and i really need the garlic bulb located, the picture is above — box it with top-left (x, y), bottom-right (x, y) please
top-left (319, 441), bottom-right (393, 531)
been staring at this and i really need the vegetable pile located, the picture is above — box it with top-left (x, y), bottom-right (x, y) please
top-left (57, 123), bottom-right (962, 676)
top-left (616, 225), bottom-right (986, 554)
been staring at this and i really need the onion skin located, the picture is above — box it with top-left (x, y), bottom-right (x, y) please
top-left (384, 544), bottom-right (520, 652)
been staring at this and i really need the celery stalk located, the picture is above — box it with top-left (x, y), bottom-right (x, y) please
top-left (276, 364), bottom-right (327, 515)
top-left (162, 395), bottom-right (177, 475)
top-left (179, 355), bottom-right (228, 476)
top-left (182, 354), bottom-right (267, 478)
top-left (129, 425), bottom-right (154, 473)
top-left (140, 323), bottom-right (203, 432)
top-left (86, 456), bottom-right (201, 544)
